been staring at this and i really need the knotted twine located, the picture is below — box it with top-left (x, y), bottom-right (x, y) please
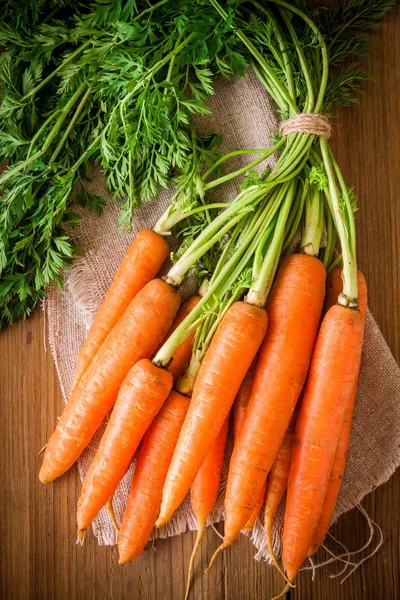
top-left (46, 71), bottom-right (400, 562)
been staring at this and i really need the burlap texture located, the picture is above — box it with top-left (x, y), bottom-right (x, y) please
top-left (46, 71), bottom-right (400, 559)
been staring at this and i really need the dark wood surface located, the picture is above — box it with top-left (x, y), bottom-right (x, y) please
top-left (1, 5), bottom-right (399, 600)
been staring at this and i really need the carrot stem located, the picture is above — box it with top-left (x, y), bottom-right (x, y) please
top-left (301, 183), bottom-right (324, 256)
top-left (320, 139), bottom-right (358, 304)
top-left (247, 179), bottom-right (295, 306)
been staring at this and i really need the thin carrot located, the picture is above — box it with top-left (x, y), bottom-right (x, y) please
top-left (217, 255), bottom-right (326, 555)
top-left (282, 304), bottom-right (364, 583)
top-left (243, 480), bottom-right (266, 532)
top-left (39, 279), bottom-right (180, 483)
top-left (232, 359), bottom-right (265, 532)
top-left (156, 300), bottom-right (268, 527)
top-left (72, 230), bottom-right (169, 388)
top-left (77, 359), bottom-right (173, 538)
top-left (185, 416), bottom-right (229, 600)
top-left (232, 359), bottom-right (257, 441)
top-left (164, 296), bottom-right (201, 383)
top-left (308, 268), bottom-right (367, 556)
top-left (264, 409), bottom-right (297, 573)
top-left (116, 388), bottom-right (190, 563)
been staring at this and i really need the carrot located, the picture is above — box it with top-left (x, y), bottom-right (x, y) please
top-left (39, 279), bottom-right (180, 483)
top-left (164, 296), bottom-right (201, 383)
top-left (72, 230), bottom-right (169, 388)
top-left (282, 304), bottom-right (365, 583)
top-left (218, 255), bottom-right (326, 554)
top-left (185, 416), bottom-right (229, 600)
top-left (77, 359), bottom-right (173, 537)
top-left (232, 359), bottom-right (257, 441)
top-left (156, 300), bottom-right (268, 527)
top-left (264, 409), bottom-right (297, 573)
top-left (232, 360), bottom-right (265, 532)
top-left (243, 480), bottom-right (266, 532)
top-left (116, 388), bottom-right (190, 563)
top-left (308, 268), bottom-right (367, 556)
top-left (323, 267), bottom-right (368, 317)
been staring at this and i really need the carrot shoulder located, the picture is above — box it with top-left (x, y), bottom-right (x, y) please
top-left (39, 279), bottom-right (180, 484)
top-left (282, 304), bottom-right (364, 583)
top-left (73, 230), bottom-right (169, 387)
top-left (156, 300), bottom-right (268, 526)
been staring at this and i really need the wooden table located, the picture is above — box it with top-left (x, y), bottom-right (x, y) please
top-left (1, 6), bottom-right (400, 600)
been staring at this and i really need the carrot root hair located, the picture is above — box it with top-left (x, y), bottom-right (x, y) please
top-left (38, 443), bottom-right (47, 455)
top-left (184, 523), bottom-right (205, 600)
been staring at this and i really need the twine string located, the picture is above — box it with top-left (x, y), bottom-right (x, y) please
top-left (280, 112), bottom-right (332, 138)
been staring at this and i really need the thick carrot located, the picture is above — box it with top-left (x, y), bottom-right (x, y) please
top-left (39, 279), bottom-right (180, 483)
top-left (72, 230), bottom-right (169, 388)
top-left (165, 296), bottom-right (201, 383)
top-left (77, 359), bottom-right (173, 537)
top-left (221, 255), bottom-right (326, 549)
top-left (117, 389), bottom-right (190, 563)
top-left (282, 304), bottom-right (364, 583)
top-left (264, 409), bottom-right (297, 570)
top-left (308, 269), bottom-right (367, 556)
top-left (185, 416), bottom-right (229, 600)
top-left (232, 360), bottom-right (265, 532)
top-left (156, 300), bottom-right (268, 527)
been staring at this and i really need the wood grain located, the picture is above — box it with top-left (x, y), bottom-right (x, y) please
top-left (1, 4), bottom-right (399, 600)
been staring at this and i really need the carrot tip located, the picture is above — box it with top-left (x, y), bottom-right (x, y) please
top-left (77, 529), bottom-right (86, 541)
top-left (206, 539), bottom-right (231, 573)
top-left (265, 519), bottom-right (293, 587)
top-left (270, 581), bottom-right (292, 600)
top-left (307, 543), bottom-right (319, 558)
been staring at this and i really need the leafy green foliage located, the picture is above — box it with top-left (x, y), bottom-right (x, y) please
top-left (0, 0), bottom-right (248, 325)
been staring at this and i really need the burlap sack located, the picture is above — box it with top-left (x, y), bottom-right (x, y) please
top-left (46, 71), bottom-right (400, 559)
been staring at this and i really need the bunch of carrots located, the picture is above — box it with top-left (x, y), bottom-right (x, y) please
top-left (38, 1), bottom-right (375, 598)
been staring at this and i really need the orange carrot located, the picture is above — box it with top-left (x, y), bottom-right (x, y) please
top-left (185, 416), bottom-right (229, 600)
top-left (77, 359), bottom-right (173, 537)
top-left (282, 304), bottom-right (364, 583)
top-left (232, 360), bottom-right (265, 532)
top-left (118, 389), bottom-right (190, 564)
top-left (39, 279), bottom-right (180, 483)
top-left (308, 269), bottom-right (367, 556)
top-left (164, 296), bottom-right (201, 383)
top-left (232, 359), bottom-right (257, 441)
top-left (220, 255), bottom-right (326, 551)
top-left (156, 300), bottom-right (268, 527)
top-left (72, 230), bottom-right (169, 388)
top-left (264, 409), bottom-right (297, 570)
top-left (323, 267), bottom-right (368, 317)
top-left (243, 480), bottom-right (267, 532)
